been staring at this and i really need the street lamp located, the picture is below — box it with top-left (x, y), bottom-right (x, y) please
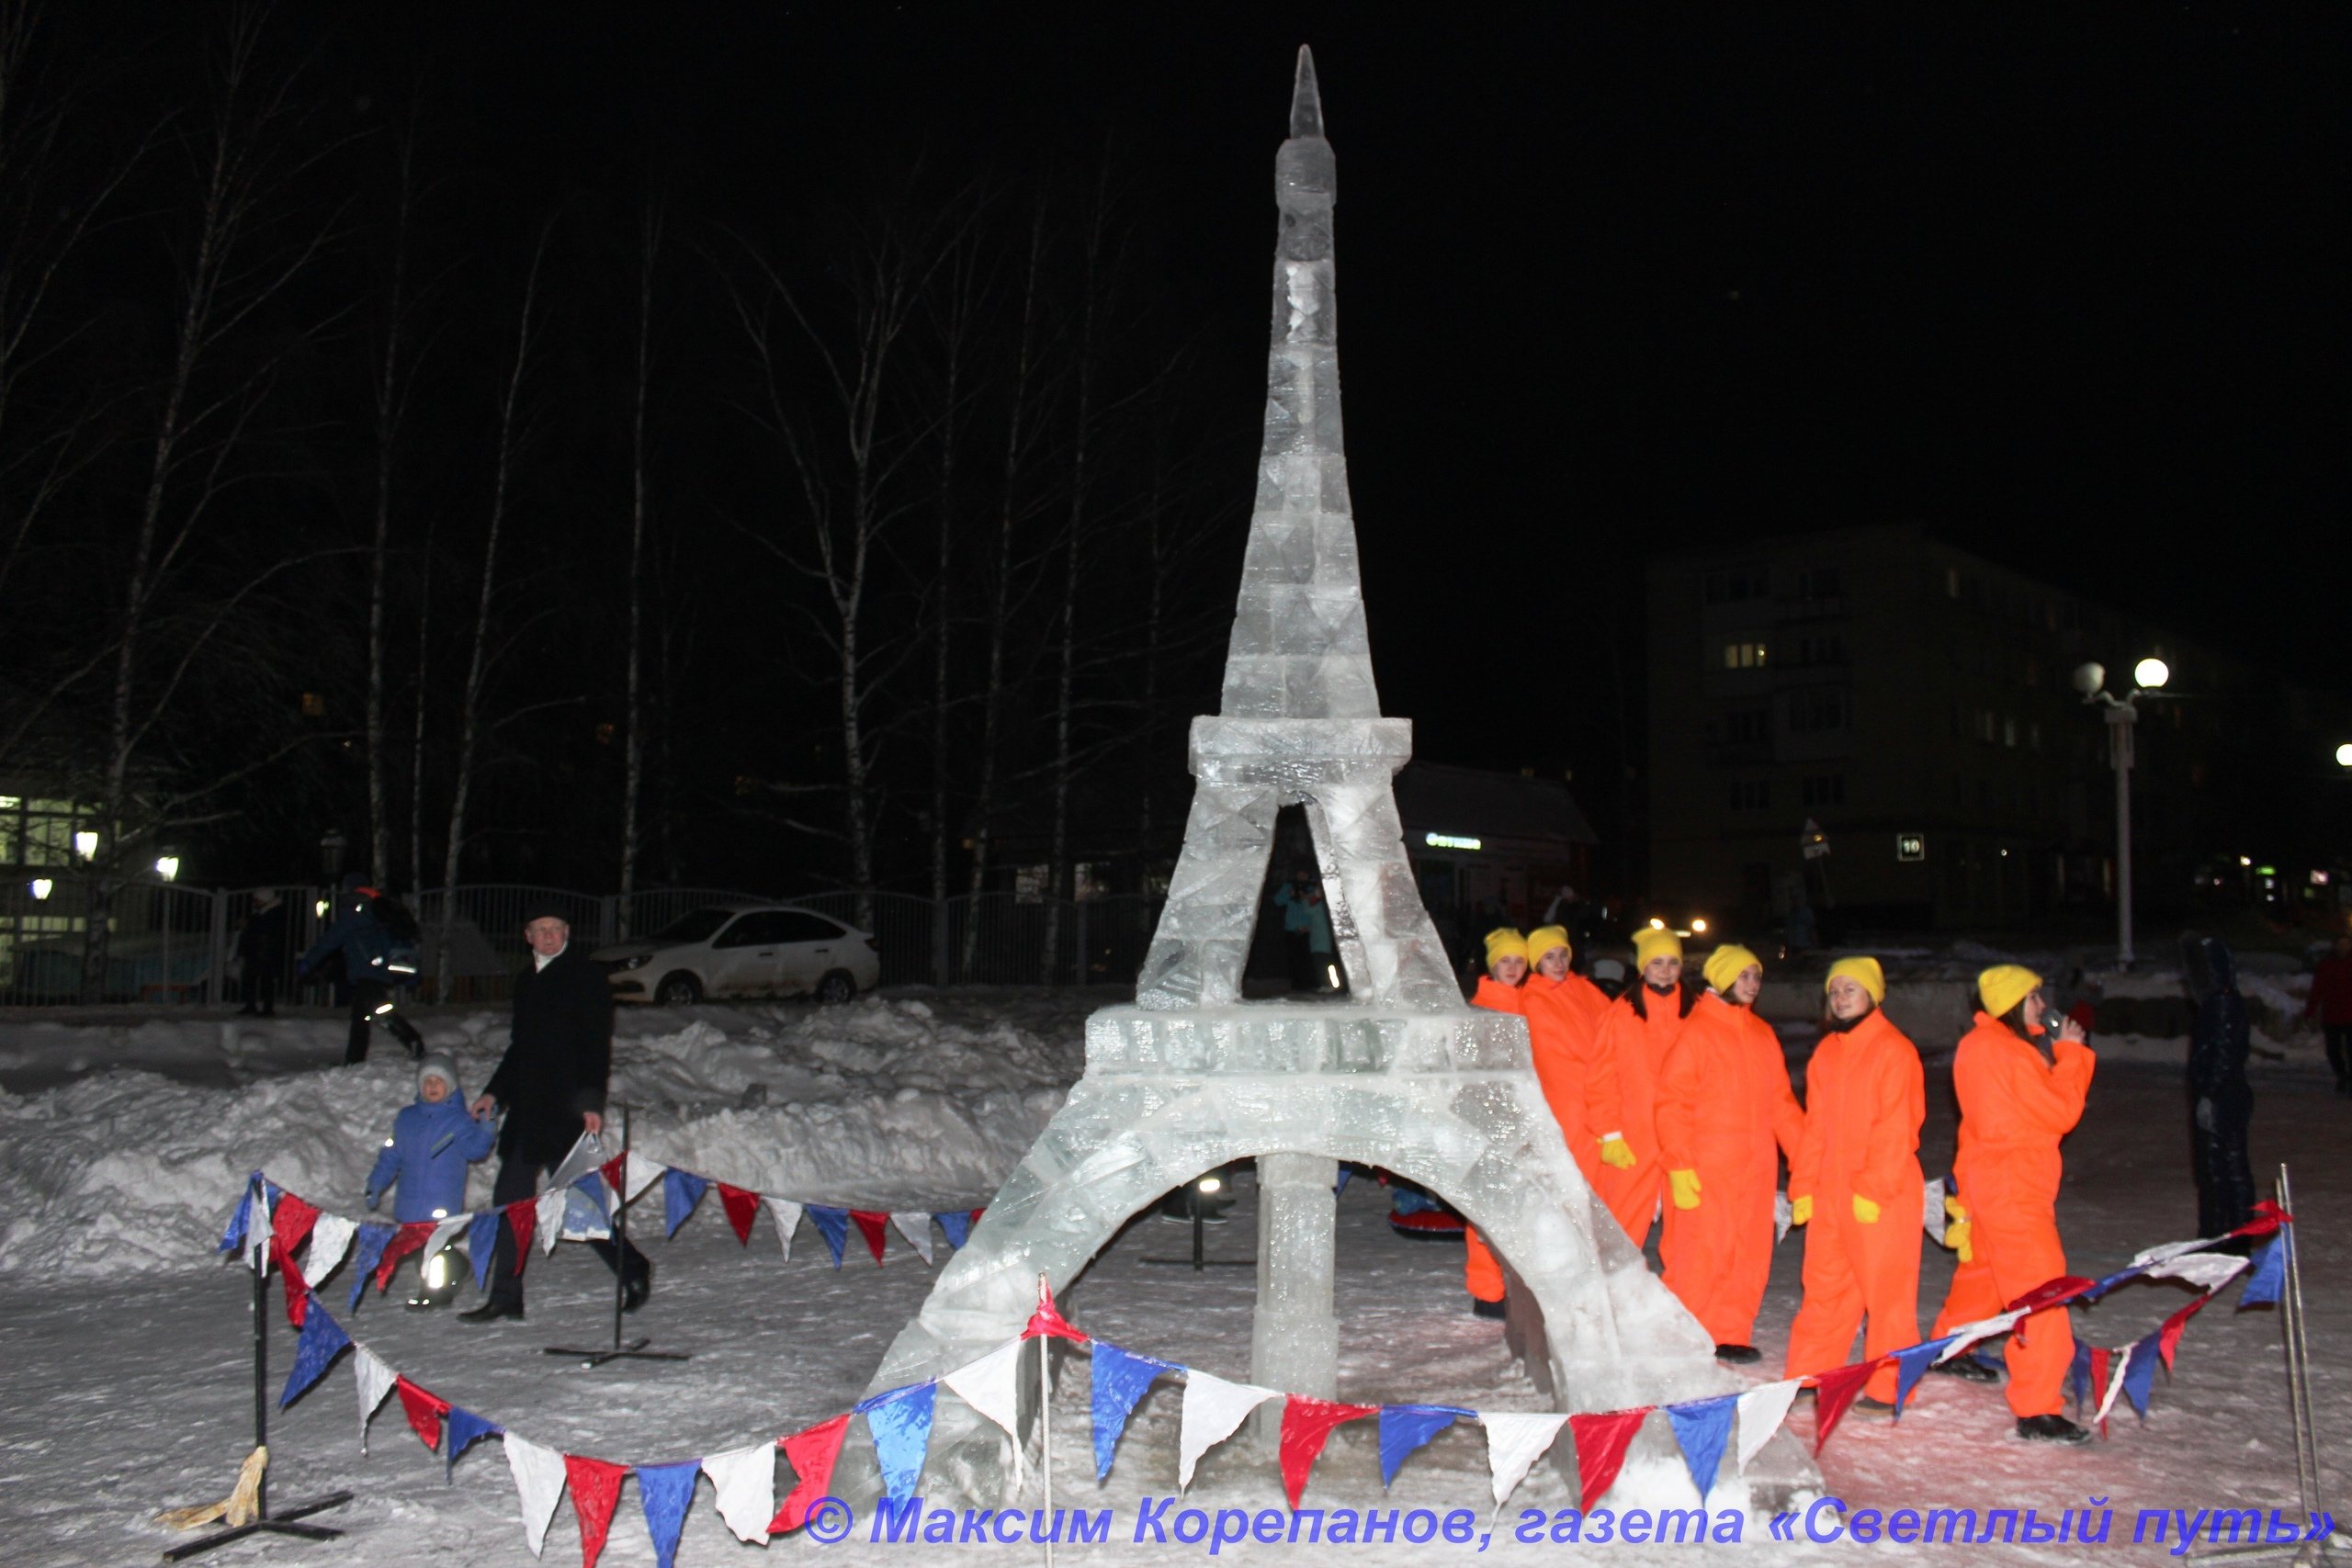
top-left (154, 855), bottom-right (180, 883)
top-left (2335, 742), bottom-right (2352, 770)
top-left (2074, 658), bottom-right (2170, 968)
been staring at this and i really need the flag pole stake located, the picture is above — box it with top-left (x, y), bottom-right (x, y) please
top-left (546, 1103), bottom-right (688, 1368)
top-left (1038, 1273), bottom-right (1057, 1568)
top-left (162, 1177), bottom-right (350, 1561)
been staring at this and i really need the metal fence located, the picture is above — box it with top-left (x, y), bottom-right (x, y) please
top-left (0, 879), bottom-right (1168, 1007)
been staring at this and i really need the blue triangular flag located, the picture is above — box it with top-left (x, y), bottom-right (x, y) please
top-left (808, 1205), bottom-right (851, 1268)
top-left (278, 1299), bottom-right (351, 1409)
top-left (347, 1224), bottom-right (396, 1309)
top-left (1378, 1404), bottom-right (1474, 1488)
top-left (855, 1382), bottom-right (937, 1502)
top-left (1892, 1336), bottom-right (1958, 1418)
top-left (572, 1174), bottom-right (611, 1222)
top-left (444, 1406), bottom-right (503, 1478)
top-left (2239, 1236), bottom-right (2285, 1309)
top-left (467, 1211), bottom-right (501, 1292)
top-left (2083, 1265), bottom-right (2145, 1303)
top-left (2121, 1333), bottom-right (2162, 1419)
top-left (1090, 1341), bottom-right (1180, 1479)
top-left (933, 1210), bottom-right (973, 1250)
top-left (1334, 1167), bottom-right (1354, 1197)
top-left (1665, 1395), bottom-right (1737, 1498)
top-left (636, 1459), bottom-right (701, 1568)
top-left (662, 1169), bottom-right (708, 1238)
top-left (2068, 1340), bottom-right (2093, 1412)
top-left (218, 1192), bottom-right (249, 1255)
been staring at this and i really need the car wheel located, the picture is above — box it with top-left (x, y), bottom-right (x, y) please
top-left (814, 969), bottom-right (856, 1005)
top-left (655, 972), bottom-right (703, 1007)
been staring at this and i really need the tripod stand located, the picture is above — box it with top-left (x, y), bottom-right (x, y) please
top-left (545, 1105), bottom-right (688, 1369)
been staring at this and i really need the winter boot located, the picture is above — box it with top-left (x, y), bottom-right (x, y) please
top-left (2017, 1414), bottom-right (2092, 1444)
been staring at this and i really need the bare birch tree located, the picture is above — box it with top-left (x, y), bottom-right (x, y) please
top-left (616, 195), bottom-right (662, 934)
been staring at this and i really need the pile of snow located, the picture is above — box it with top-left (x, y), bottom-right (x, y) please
top-left (0, 992), bottom-right (1095, 1283)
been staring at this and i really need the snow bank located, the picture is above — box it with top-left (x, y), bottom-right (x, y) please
top-left (0, 991), bottom-right (1093, 1282)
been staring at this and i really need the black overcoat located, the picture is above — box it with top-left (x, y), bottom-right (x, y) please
top-left (485, 944), bottom-right (615, 1165)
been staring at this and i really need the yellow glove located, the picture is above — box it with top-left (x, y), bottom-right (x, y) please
top-left (1599, 1135), bottom-right (1636, 1171)
top-left (1942, 1197), bottom-right (1973, 1262)
top-left (1851, 1194), bottom-right (1882, 1224)
top-left (1790, 1194), bottom-right (1813, 1226)
top-left (1668, 1168), bottom-right (1702, 1210)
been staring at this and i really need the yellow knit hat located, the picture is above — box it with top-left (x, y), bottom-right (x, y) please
top-left (1483, 928), bottom-right (1529, 966)
top-left (1632, 927), bottom-right (1683, 969)
top-left (1525, 925), bottom-right (1572, 965)
top-left (1978, 964), bottom-right (2043, 1020)
top-left (1824, 955), bottom-right (1886, 1005)
top-left (1702, 943), bottom-right (1763, 993)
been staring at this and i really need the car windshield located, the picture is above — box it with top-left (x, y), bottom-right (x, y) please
top-left (651, 908), bottom-right (731, 945)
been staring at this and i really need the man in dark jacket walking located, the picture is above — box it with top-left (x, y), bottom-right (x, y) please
top-left (462, 902), bottom-right (649, 1322)
top-left (296, 874), bottom-right (424, 1063)
top-left (2183, 934), bottom-right (2257, 1236)
top-left (235, 890), bottom-right (288, 1017)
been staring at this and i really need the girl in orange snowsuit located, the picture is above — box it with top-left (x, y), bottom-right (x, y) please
top-left (1586, 927), bottom-right (1691, 1249)
top-left (1929, 964), bottom-right (2097, 1439)
top-left (1783, 956), bottom-right (1924, 1405)
top-left (1463, 928), bottom-right (1529, 1310)
top-left (1521, 925), bottom-right (1612, 1188)
top-left (1656, 944), bottom-right (1804, 1355)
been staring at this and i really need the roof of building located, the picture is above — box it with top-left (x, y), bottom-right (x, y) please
top-left (1394, 761), bottom-right (1598, 847)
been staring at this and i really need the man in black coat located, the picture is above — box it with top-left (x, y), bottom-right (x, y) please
top-left (461, 903), bottom-right (650, 1322)
top-left (2183, 932), bottom-right (2257, 1237)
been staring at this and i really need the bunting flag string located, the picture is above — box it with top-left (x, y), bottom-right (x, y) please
top-left (222, 1203), bottom-right (2293, 1568)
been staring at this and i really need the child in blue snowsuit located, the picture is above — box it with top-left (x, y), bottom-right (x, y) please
top-left (368, 1055), bottom-right (498, 1304)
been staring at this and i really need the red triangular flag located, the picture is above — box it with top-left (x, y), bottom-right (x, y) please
top-left (1278, 1396), bottom-right (1378, 1508)
top-left (849, 1209), bottom-right (890, 1264)
top-left (273, 1238), bottom-right (307, 1327)
top-left (718, 1184), bottom-right (761, 1247)
top-left (2229, 1201), bottom-right (2288, 1241)
top-left (599, 1154), bottom-right (628, 1199)
top-left (2157, 1293), bottom-right (2212, 1372)
top-left (563, 1454), bottom-right (628, 1568)
top-left (270, 1192), bottom-right (320, 1263)
top-left (1569, 1408), bottom-right (1652, 1507)
top-left (374, 1221), bottom-right (435, 1292)
top-left (2004, 1276), bottom-right (2095, 1317)
top-left (2089, 1346), bottom-right (2112, 1436)
top-left (767, 1414), bottom-right (852, 1533)
top-left (504, 1200), bottom-right (536, 1274)
top-left (393, 1375), bottom-right (448, 1452)
top-left (1022, 1280), bottom-right (1087, 1344)
top-left (1809, 1359), bottom-right (1885, 1452)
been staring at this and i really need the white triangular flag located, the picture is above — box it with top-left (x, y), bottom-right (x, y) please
top-left (355, 1349), bottom-right (395, 1452)
top-left (242, 1188), bottom-right (273, 1271)
top-left (2132, 1235), bottom-right (2223, 1269)
top-left (503, 1431), bottom-right (569, 1558)
top-left (624, 1151), bottom-right (664, 1202)
top-left (1921, 1178), bottom-right (1947, 1240)
top-left (890, 1212), bottom-right (936, 1266)
top-left (422, 1215), bottom-right (469, 1262)
top-left (2093, 1345), bottom-right (2134, 1427)
top-left (2145, 1252), bottom-right (2249, 1294)
top-left (1736, 1380), bottom-right (1803, 1472)
top-left (1480, 1412), bottom-right (1570, 1507)
top-left (1937, 1310), bottom-right (2026, 1360)
top-left (764, 1198), bottom-right (803, 1261)
top-left (700, 1442), bottom-right (775, 1546)
top-left (942, 1338), bottom-right (1028, 1495)
top-left (1177, 1371), bottom-right (1276, 1490)
top-left (536, 1189), bottom-right (566, 1255)
top-left (303, 1214), bottom-right (357, 1288)
top-left (1773, 1190), bottom-right (1792, 1244)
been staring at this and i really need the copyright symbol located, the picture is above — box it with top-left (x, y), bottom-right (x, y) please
top-left (805, 1495), bottom-right (854, 1544)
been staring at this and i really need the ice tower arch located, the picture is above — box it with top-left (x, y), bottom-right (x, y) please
top-left (858, 48), bottom-right (1814, 1510)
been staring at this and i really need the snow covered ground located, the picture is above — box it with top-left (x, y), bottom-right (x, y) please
top-left (0, 988), bottom-right (2342, 1565)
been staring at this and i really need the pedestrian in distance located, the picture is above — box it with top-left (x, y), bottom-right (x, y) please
top-left (2182, 933), bottom-right (2257, 1237)
top-left (234, 889), bottom-right (288, 1017)
top-left (463, 903), bottom-right (649, 1323)
top-left (1928, 964), bottom-right (2097, 1443)
top-left (295, 874), bottom-right (425, 1064)
top-left (2305, 932), bottom-right (2352, 1095)
top-left (1655, 943), bottom-right (1804, 1363)
top-left (1782, 956), bottom-right (1926, 1408)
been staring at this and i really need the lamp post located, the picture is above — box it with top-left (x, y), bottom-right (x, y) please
top-left (2072, 657), bottom-right (2170, 969)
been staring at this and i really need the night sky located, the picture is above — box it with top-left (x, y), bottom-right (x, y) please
top-left (387, 5), bottom-right (2345, 770)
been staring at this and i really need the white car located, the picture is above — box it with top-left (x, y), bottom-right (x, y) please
top-left (594, 905), bottom-right (878, 1006)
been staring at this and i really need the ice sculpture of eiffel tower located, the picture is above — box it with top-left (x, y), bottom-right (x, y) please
top-left (860, 49), bottom-right (1812, 1510)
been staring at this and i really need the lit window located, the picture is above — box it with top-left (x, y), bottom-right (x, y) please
top-left (300, 692), bottom-right (326, 717)
top-left (1719, 640), bottom-right (1768, 671)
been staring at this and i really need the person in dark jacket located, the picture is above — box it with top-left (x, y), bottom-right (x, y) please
top-left (296, 874), bottom-right (424, 1064)
top-left (235, 890), bottom-right (289, 1017)
top-left (462, 903), bottom-right (648, 1322)
top-left (2183, 933), bottom-right (2257, 1236)
top-left (2305, 934), bottom-right (2352, 1095)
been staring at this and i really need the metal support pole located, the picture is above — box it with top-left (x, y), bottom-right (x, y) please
top-left (206, 889), bottom-right (228, 1007)
top-left (2109, 703), bottom-right (2137, 969)
top-left (546, 1106), bottom-right (688, 1367)
top-left (1036, 1274), bottom-right (1056, 1568)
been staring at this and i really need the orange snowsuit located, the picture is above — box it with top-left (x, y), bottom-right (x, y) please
top-left (1463, 975), bottom-right (1527, 1303)
top-left (1586, 984), bottom-right (1692, 1249)
top-left (1654, 992), bottom-right (1804, 1344)
top-left (1929, 1012), bottom-right (2096, 1418)
top-left (1524, 971), bottom-right (1612, 1188)
top-left (1783, 1007), bottom-right (1925, 1404)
